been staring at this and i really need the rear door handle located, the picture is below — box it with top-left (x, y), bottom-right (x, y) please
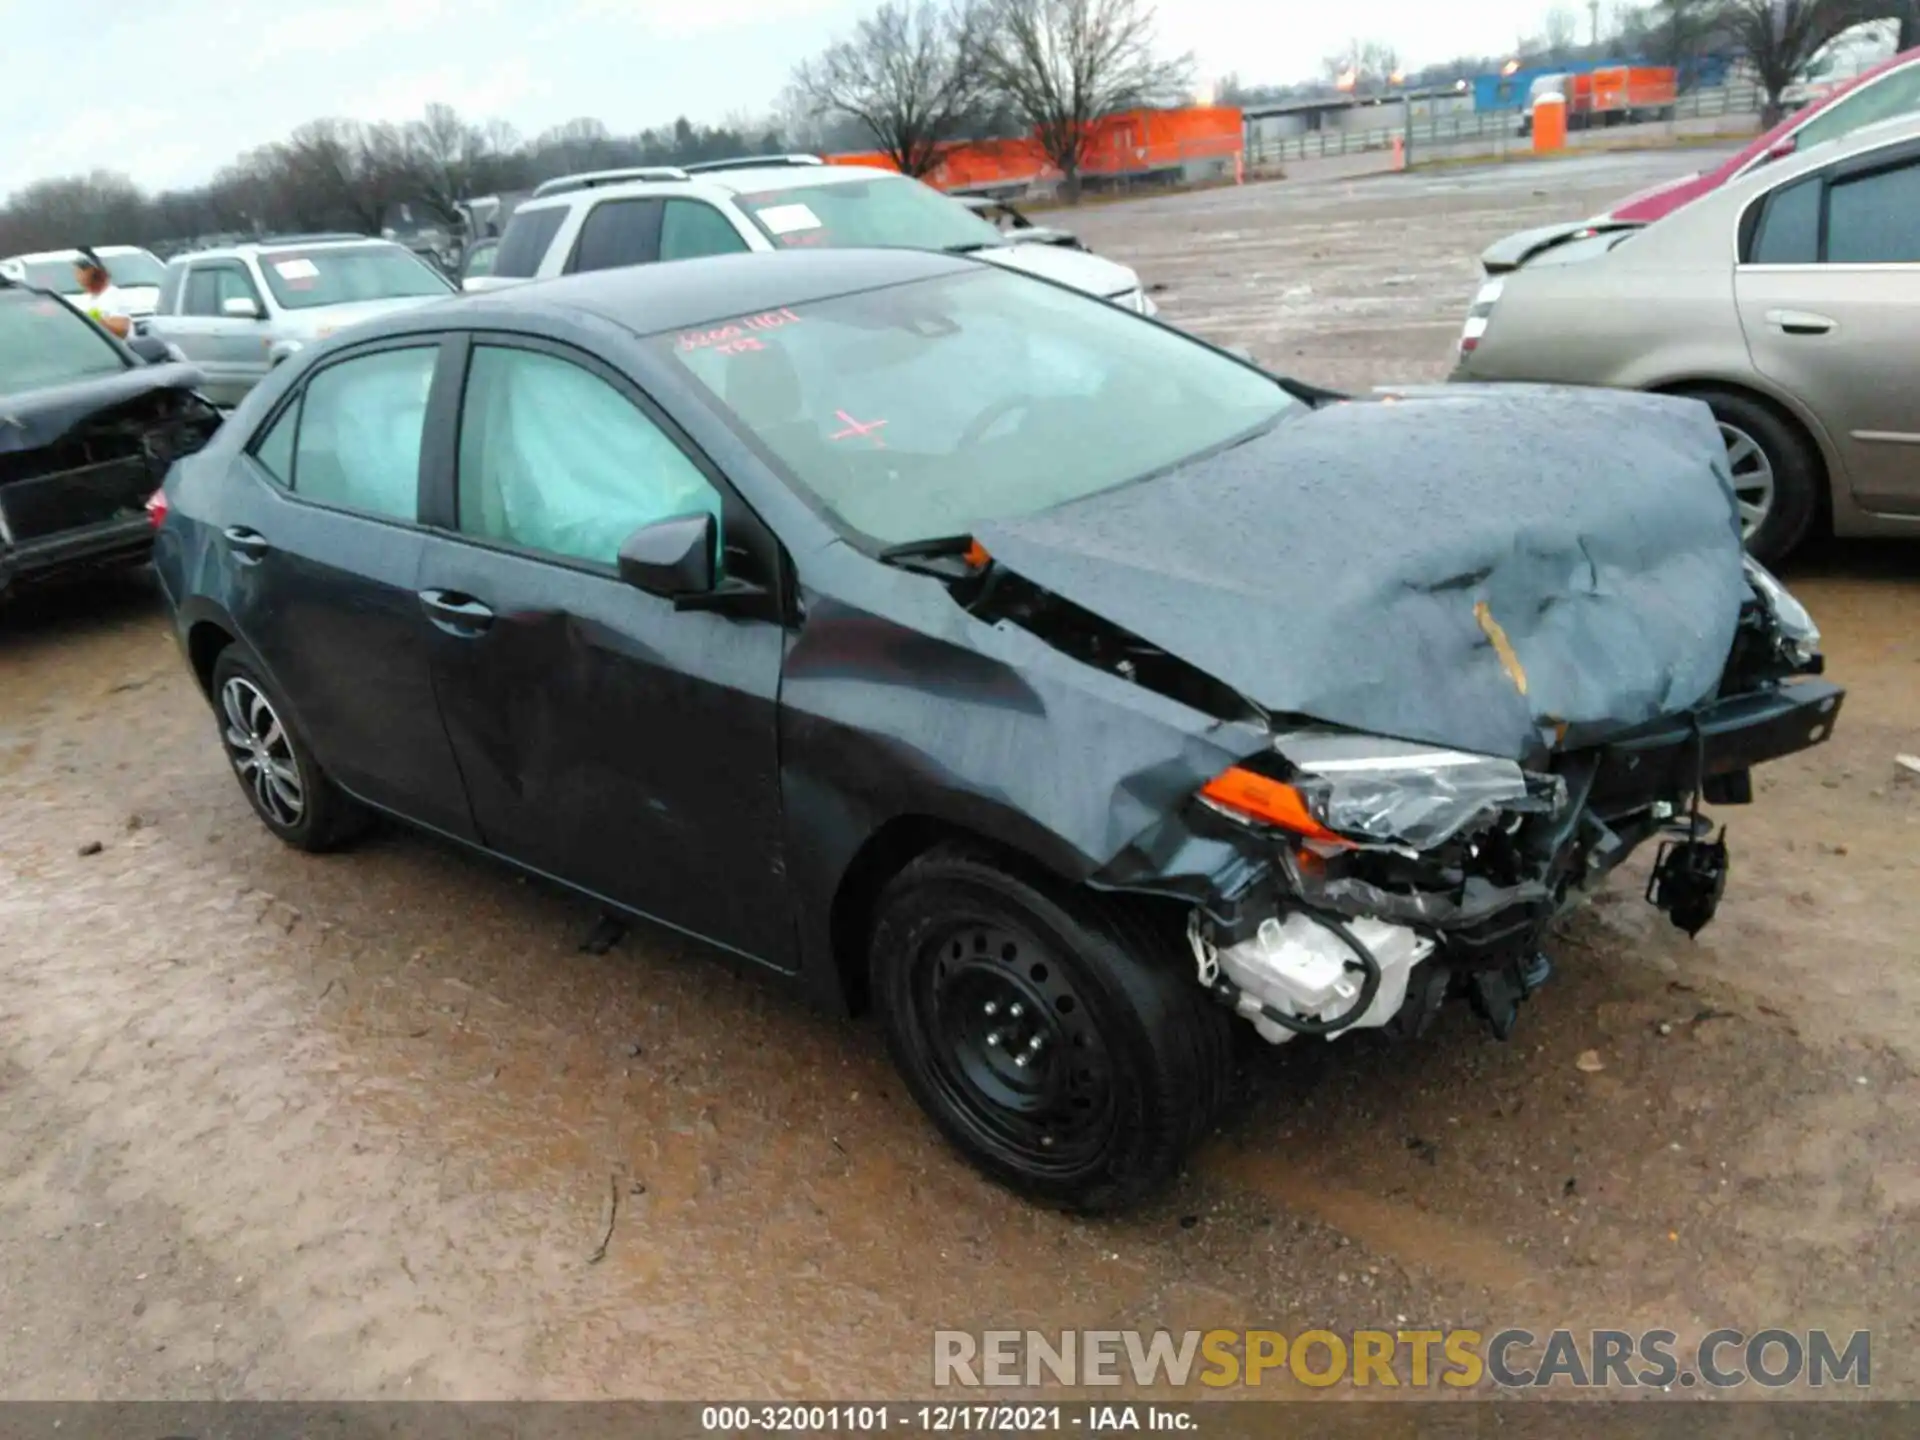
top-left (418, 588), bottom-right (495, 636)
top-left (223, 525), bottom-right (270, 562)
top-left (1764, 309), bottom-right (1835, 336)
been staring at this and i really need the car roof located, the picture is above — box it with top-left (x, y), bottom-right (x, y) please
top-left (423, 246), bottom-right (973, 336)
top-left (518, 163), bottom-right (901, 212)
top-left (164, 236), bottom-right (403, 264)
top-left (3, 244), bottom-right (157, 263)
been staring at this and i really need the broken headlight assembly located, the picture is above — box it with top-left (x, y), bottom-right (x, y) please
top-left (1200, 728), bottom-right (1566, 853)
top-left (1742, 554), bottom-right (1820, 669)
top-left (1188, 730), bottom-right (1567, 1045)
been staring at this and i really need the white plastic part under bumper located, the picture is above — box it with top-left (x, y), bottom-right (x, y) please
top-left (1213, 912), bottom-right (1436, 1046)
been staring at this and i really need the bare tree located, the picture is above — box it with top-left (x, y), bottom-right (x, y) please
top-left (976, 0), bottom-right (1193, 200)
top-left (1321, 38), bottom-right (1402, 94)
top-left (792, 1), bottom-right (987, 177)
top-left (1722, 0), bottom-right (1881, 124)
top-left (1543, 5), bottom-right (1582, 58)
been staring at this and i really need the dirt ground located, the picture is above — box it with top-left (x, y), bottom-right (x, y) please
top-left (3, 152), bottom-right (1917, 1402)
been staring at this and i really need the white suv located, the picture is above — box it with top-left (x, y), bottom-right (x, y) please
top-left (476, 154), bottom-right (1157, 314)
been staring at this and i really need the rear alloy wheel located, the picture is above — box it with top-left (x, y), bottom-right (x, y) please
top-left (210, 649), bottom-right (366, 852)
top-left (1683, 388), bottom-right (1821, 565)
top-left (870, 847), bottom-right (1233, 1212)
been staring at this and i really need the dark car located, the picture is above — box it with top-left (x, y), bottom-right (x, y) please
top-left (0, 278), bottom-right (222, 601)
top-left (150, 249), bottom-right (1842, 1211)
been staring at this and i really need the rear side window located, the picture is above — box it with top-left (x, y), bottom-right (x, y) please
top-left (567, 198), bottom-right (663, 273)
top-left (1745, 155), bottom-right (1920, 264)
top-left (493, 207), bottom-right (567, 279)
top-left (1748, 177), bottom-right (1820, 264)
top-left (1828, 161), bottom-right (1920, 263)
top-left (290, 346), bottom-right (437, 521)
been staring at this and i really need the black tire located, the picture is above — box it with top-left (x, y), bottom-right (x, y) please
top-left (209, 647), bottom-right (367, 852)
top-left (869, 846), bottom-right (1233, 1213)
top-left (1679, 386), bottom-right (1822, 565)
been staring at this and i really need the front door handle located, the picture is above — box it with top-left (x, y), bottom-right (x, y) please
top-left (223, 525), bottom-right (270, 562)
top-left (418, 588), bottom-right (495, 636)
top-left (1764, 309), bottom-right (1835, 336)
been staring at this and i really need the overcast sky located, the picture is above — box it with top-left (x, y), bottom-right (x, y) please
top-left (0, 0), bottom-right (1558, 200)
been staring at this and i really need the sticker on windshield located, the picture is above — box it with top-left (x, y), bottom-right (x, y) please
top-left (678, 307), bottom-right (802, 354)
top-left (755, 203), bottom-right (823, 236)
top-left (273, 258), bottom-right (320, 281)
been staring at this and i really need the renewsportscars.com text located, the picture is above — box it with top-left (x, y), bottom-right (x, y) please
top-left (933, 1328), bottom-right (1872, 1390)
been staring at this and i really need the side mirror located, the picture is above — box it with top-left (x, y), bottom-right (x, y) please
top-left (618, 512), bottom-right (716, 599)
top-left (222, 295), bottom-right (261, 319)
top-left (1764, 135), bottom-right (1798, 162)
top-left (125, 334), bottom-right (172, 365)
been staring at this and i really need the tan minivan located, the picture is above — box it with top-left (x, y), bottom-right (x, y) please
top-left (1453, 114), bottom-right (1920, 563)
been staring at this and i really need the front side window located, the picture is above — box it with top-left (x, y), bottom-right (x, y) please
top-left (1793, 62), bottom-right (1920, 153)
top-left (656, 268), bottom-right (1298, 548)
top-left (183, 263), bottom-right (260, 316)
top-left (456, 344), bottom-right (722, 567)
top-left (461, 242), bottom-right (497, 280)
top-left (659, 200), bottom-right (751, 261)
top-left (734, 176), bottom-right (1005, 253)
top-left (257, 245), bottom-right (453, 310)
top-left (568, 199), bottom-right (663, 274)
top-left (0, 290), bottom-right (127, 390)
top-left (291, 346), bottom-right (437, 520)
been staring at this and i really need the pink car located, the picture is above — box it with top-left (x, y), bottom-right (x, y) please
top-left (1482, 45), bottom-right (1920, 271)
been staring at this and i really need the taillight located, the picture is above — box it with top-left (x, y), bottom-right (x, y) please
top-left (1458, 277), bottom-right (1505, 358)
top-left (145, 490), bottom-right (169, 529)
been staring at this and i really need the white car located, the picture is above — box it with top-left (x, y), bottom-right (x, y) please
top-left (477, 154), bottom-right (1158, 314)
top-left (0, 245), bottom-right (168, 317)
top-left (143, 235), bottom-right (456, 406)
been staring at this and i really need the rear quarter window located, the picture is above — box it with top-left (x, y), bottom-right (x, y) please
top-left (1747, 176), bottom-right (1821, 264)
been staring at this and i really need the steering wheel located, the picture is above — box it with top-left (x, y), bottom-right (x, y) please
top-left (956, 395), bottom-right (1036, 450)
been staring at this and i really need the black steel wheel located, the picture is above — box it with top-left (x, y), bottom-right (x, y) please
top-left (870, 846), bottom-right (1233, 1212)
top-left (209, 647), bottom-right (367, 852)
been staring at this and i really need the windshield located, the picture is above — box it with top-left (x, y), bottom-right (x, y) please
top-left (735, 176), bottom-right (1007, 253)
top-left (100, 250), bottom-right (165, 286)
top-left (257, 244), bottom-right (454, 310)
top-left (18, 260), bottom-right (84, 294)
top-left (656, 268), bottom-right (1299, 547)
top-left (0, 290), bottom-right (126, 392)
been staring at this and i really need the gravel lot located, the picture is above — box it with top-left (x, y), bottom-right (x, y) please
top-left (3, 150), bottom-right (1917, 1401)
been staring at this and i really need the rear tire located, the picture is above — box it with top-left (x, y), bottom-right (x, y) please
top-left (1679, 387), bottom-right (1821, 565)
top-left (869, 846), bottom-right (1233, 1213)
top-left (209, 648), bottom-right (368, 852)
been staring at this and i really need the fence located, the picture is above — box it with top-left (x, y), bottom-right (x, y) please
top-left (1245, 82), bottom-right (1765, 169)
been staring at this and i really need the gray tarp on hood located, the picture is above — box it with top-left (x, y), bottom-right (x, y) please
top-left (0, 362), bottom-right (205, 458)
top-left (976, 384), bottom-right (1748, 763)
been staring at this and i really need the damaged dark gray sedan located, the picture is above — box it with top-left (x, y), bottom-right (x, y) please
top-left (150, 249), bottom-right (1843, 1211)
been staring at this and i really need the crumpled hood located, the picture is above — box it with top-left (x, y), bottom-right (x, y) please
top-left (977, 241), bottom-right (1140, 299)
top-left (975, 384), bottom-right (1749, 763)
top-left (0, 362), bottom-right (206, 458)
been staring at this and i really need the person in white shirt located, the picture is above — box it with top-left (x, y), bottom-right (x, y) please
top-left (71, 247), bottom-right (131, 339)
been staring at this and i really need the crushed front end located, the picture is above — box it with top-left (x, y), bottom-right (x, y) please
top-left (1175, 557), bottom-right (1842, 1046)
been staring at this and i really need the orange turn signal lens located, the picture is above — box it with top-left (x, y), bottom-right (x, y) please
top-left (1199, 766), bottom-right (1344, 843)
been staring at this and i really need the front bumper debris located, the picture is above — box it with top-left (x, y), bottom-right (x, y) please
top-left (1185, 678), bottom-right (1845, 1046)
